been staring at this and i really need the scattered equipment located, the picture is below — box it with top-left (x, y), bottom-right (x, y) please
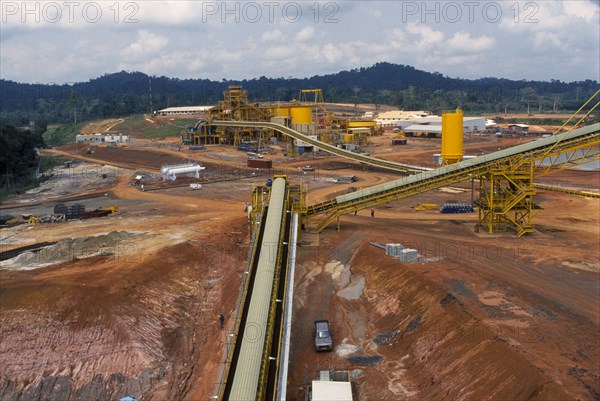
top-left (440, 203), bottom-right (474, 214)
top-left (161, 163), bottom-right (205, 181)
top-left (415, 203), bottom-right (439, 210)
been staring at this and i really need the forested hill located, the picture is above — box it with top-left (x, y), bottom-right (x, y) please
top-left (1, 62), bottom-right (597, 126)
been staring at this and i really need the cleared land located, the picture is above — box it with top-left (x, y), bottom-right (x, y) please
top-left (1, 127), bottom-right (598, 401)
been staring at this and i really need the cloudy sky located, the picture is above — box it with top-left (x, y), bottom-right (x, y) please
top-left (1, 1), bottom-right (599, 84)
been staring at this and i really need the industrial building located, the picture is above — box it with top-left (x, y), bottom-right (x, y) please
top-left (75, 133), bottom-right (129, 143)
top-left (374, 110), bottom-right (430, 127)
top-left (156, 106), bottom-right (214, 116)
top-left (397, 115), bottom-right (486, 137)
top-left (180, 86), bottom-right (383, 149)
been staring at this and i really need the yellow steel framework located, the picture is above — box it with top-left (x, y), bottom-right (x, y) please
top-left (299, 88), bottom-right (324, 104)
top-left (192, 86), bottom-right (275, 145)
top-left (250, 179), bottom-right (307, 234)
top-left (299, 88), bottom-right (349, 144)
top-left (213, 116), bottom-right (599, 235)
top-left (476, 167), bottom-right (538, 236)
top-left (209, 88), bottom-right (599, 236)
top-left (473, 94), bottom-right (600, 235)
top-left (188, 85), bottom-right (368, 147)
top-left (250, 184), bottom-right (269, 228)
top-left (306, 88), bottom-right (600, 235)
top-left (306, 128), bottom-right (600, 234)
top-left (211, 120), bottom-right (424, 172)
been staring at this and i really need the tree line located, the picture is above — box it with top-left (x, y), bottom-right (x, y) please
top-left (0, 124), bottom-right (47, 198)
top-left (1, 62), bottom-right (598, 127)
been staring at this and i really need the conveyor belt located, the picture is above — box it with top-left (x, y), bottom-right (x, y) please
top-left (533, 183), bottom-right (600, 198)
top-left (211, 120), bottom-right (599, 232)
top-left (306, 123), bottom-right (600, 228)
top-left (224, 178), bottom-right (287, 401)
top-left (211, 120), bottom-right (426, 172)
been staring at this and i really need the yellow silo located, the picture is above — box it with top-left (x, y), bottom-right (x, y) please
top-left (441, 108), bottom-right (463, 164)
top-left (272, 104), bottom-right (290, 117)
top-left (290, 105), bottom-right (313, 125)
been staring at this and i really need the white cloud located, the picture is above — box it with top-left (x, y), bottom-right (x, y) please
top-left (136, 1), bottom-right (205, 25)
top-left (563, 0), bottom-right (599, 21)
top-left (0, 0), bottom-right (598, 83)
top-left (532, 31), bottom-right (568, 51)
top-left (405, 23), bottom-right (445, 48)
top-left (262, 29), bottom-right (284, 42)
top-left (295, 26), bottom-right (315, 42)
top-left (447, 32), bottom-right (495, 52)
top-left (322, 43), bottom-right (345, 63)
top-left (121, 30), bottom-right (169, 60)
top-left (263, 45), bottom-right (296, 60)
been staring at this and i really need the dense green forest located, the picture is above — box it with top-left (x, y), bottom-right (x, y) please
top-left (0, 124), bottom-right (48, 199)
top-left (2, 62), bottom-right (598, 127)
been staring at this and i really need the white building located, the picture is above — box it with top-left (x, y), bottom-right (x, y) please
top-left (409, 116), bottom-right (486, 132)
top-left (374, 110), bottom-right (430, 127)
top-left (391, 115), bottom-right (485, 135)
top-left (403, 124), bottom-right (443, 136)
top-left (75, 133), bottom-right (129, 144)
top-left (294, 135), bottom-right (319, 152)
top-left (156, 106), bottom-right (214, 116)
top-left (104, 134), bottom-right (129, 143)
top-left (312, 381), bottom-right (353, 401)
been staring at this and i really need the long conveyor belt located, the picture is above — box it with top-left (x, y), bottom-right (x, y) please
top-left (210, 120), bottom-right (599, 230)
top-left (211, 120), bottom-right (427, 173)
top-left (308, 123), bottom-right (600, 217)
top-left (221, 177), bottom-right (292, 401)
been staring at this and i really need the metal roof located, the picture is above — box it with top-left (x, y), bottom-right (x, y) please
top-left (312, 381), bottom-right (353, 401)
top-left (157, 106), bottom-right (213, 113)
top-left (376, 110), bottom-right (429, 120)
top-left (412, 116), bottom-right (485, 124)
top-left (403, 124), bottom-right (442, 133)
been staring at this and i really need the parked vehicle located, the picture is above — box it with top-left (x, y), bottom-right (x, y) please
top-left (302, 165), bottom-right (315, 171)
top-left (314, 320), bottom-right (333, 351)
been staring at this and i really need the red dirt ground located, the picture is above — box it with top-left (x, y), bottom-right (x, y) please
top-left (1, 136), bottom-right (598, 401)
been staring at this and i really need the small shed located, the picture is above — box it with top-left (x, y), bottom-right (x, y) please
top-left (312, 381), bottom-right (353, 401)
top-left (508, 124), bottom-right (529, 134)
